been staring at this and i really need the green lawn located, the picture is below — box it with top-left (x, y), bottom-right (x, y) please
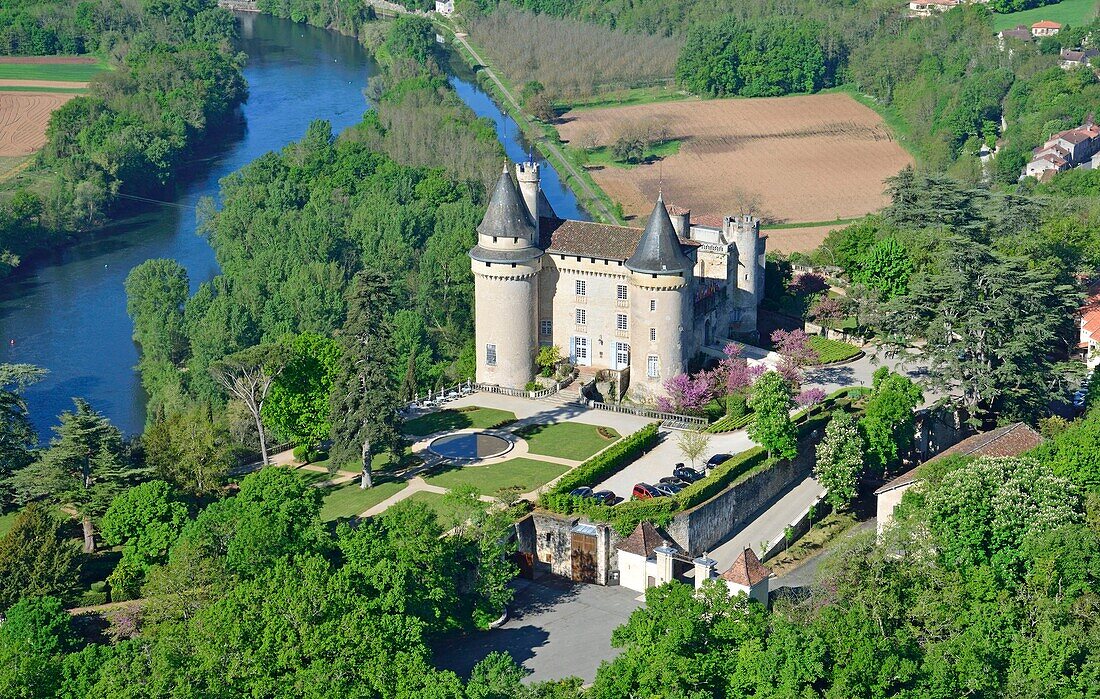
top-left (311, 447), bottom-right (419, 475)
top-left (513, 422), bottom-right (620, 461)
top-left (404, 407), bottom-right (517, 437)
top-left (559, 84), bottom-right (691, 112)
top-left (426, 457), bottom-right (569, 495)
top-left (0, 85), bottom-right (88, 93)
top-left (0, 510), bottom-right (20, 539)
top-left (992, 0), bottom-right (1099, 31)
top-left (400, 490), bottom-right (484, 525)
top-left (581, 140), bottom-right (682, 170)
top-left (0, 60), bottom-right (109, 82)
top-left (809, 335), bottom-right (863, 365)
top-left (319, 480), bottom-right (407, 521)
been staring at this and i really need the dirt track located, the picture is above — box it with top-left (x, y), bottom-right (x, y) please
top-left (558, 93), bottom-right (913, 224)
top-left (0, 79), bottom-right (89, 89)
top-left (0, 92), bottom-right (77, 156)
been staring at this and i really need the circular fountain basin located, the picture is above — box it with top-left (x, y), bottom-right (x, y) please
top-left (428, 432), bottom-right (512, 460)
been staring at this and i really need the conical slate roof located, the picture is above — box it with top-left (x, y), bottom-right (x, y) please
top-left (624, 194), bottom-right (692, 274)
top-left (477, 165), bottom-right (536, 239)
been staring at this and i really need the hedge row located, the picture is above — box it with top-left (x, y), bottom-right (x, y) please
top-left (542, 422), bottom-right (660, 504)
top-left (707, 411), bottom-right (756, 433)
top-left (676, 447), bottom-right (770, 509)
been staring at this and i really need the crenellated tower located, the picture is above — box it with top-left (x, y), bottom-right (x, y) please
top-left (725, 215), bottom-right (764, 334)
top-left (469, 165), bottom-right (542, 388)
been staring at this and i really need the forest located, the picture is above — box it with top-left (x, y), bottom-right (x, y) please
top-left (0, 0), bottom-right (246, 280)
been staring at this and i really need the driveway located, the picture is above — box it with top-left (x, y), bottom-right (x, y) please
top-left (433, 577), bottom-right (641, 683)
top-left (592, 428), bottom-right (755, 500)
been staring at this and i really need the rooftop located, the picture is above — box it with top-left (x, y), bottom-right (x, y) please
top-left (874, 423), bottom-right (1043, 495)
top-left (539, 216), bottom-right (699, 262)
top-left (720, 548), bottom-right (770, 587)
top-left (616, 521), bottom-right (665, 558)
top-left (1032, 20), bottom-right (1062, 28)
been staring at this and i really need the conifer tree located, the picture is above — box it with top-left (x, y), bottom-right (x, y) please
top-left (10, 399), bottom-right (129, 553)
top-left (330, 271), bottom-right (403, 488)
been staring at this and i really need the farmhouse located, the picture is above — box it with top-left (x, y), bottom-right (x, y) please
top-left (1061, 48), bottom-right (1099, 69)
top-left (1080, 281), bottom-right (1100, 370)
top-left (874, 423), bottom-right (1043, 537)
top-left (908, 0), bottom-right (959, 17)
top-left (471, 159), bottom-right (765, 403)
top-left (1023, 119), bottom-right (1100, 179)
top-left (998, 25), bottom-right (1033, 43)
top-left (1031, 20), bottom-right (1062, 37)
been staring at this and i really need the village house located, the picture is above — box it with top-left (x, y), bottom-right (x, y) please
top-left (874, 423), bottom-right (1044, 537)
top-left (1023, 119), bottom-right (1100, 179)
top-left (998, 24), bottom-right (1033, 43)
top-left (1031, 20), bottom-right (1062, 37)
top-left (1061, 48), bottom-right (1099, 69)
top-left (1080, 281), bottom-right (1100, 370)
top-left (908, 0), bottom-right (959, 17)
top-left (471, 159), bottom-right (766, 403)
top-left (434, 0), bottom-right (454, 15)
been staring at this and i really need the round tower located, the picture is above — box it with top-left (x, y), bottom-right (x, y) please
top-left (516, 159), bottom-right (540, 223)
top-left (730, 215), bottom-right (762, 333)
top-left (469, 164), bottom-right (542, 389)
top-left (625, 194), bottom-right (694, 402)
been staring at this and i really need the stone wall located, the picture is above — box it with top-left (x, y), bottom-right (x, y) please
top-left (665, 443), bottom-right (819, 556)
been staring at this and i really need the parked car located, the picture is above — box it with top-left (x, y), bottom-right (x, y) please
top-left (632, 483), bottom-right (661, 500)
top-left (673, 467), bottom-right (705, 483)
top-left (705, 453), bottom-right (732, 470)
top-left (592, 490), bottom-right (617, 505)
top-left (659, 476), bottom-right (688, 487)
top-left (654, 482), bottom-right (683, 497)
top-left (569, 487), bottom-right (594, 499)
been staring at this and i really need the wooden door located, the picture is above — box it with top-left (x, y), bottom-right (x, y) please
top-left (570, 532), bottom-right (597, 583)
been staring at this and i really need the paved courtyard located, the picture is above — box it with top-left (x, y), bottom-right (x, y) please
top-left (433, 577), bottom-right (641, 683)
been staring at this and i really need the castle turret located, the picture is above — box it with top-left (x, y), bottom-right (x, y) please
top-left (626, 194), bottom-right (694, 401)
top-left (470, 165), bottom-right (542, 388)
top-left (516, 160), bottom-right (540, 224)
top-left (726, 215), bottom-right (763, 333)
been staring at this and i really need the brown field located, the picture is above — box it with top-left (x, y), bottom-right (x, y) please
top-left (0, 92), bottom-right (75, 156)
top-left (557, 93), bottom-right (913, 224)
top-left (0, 56), bottom-right (99, 64)
top-left (764, 224), bottom-right (844, 255)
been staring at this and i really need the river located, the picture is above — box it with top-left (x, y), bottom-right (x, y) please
top-left (0, 13), bottom-right (586, 436)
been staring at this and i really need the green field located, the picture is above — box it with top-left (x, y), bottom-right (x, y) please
top-left (992, 0), bottom-right (1099, 31)
top-left (320, 480), bottom-right (408, 521)
top-left (426, 457), bottom-right (569, 494)
top-left (0, 60), bottom-right (109, 82)
top-left (513, 422), bottom-right (620, 461)
top-left (0, 85), bottom-right (88, 93)
top-left (582, 139), bottom-right (682, 170)
top-left (404, 406), bottom-right (517, 437)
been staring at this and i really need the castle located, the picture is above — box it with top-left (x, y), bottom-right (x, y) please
top-left (470, 160), bottom-right (766, 402)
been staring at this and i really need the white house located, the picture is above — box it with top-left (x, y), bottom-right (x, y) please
top-left (1081, 282), bottom-right (1100, 370)
top-left (616, 521), bottom-right (668, 592)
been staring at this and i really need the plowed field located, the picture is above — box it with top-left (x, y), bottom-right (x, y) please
top-left (557, 93), bottom-right (913, 224)
top-left (0, 92), bottom-right (75, 156)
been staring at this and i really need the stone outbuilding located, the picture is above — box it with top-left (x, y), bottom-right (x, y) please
top-left (874, 422), bottom-right (1043, 537)
top-left (693, 547), bottom-right (770, 604)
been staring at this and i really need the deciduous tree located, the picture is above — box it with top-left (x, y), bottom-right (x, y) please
top-left (814, 410), bottom-right (865, 509)
top-left (748, 371), bottom-right (797, 460)
top-left (210, 344), bottom-right (288, 466)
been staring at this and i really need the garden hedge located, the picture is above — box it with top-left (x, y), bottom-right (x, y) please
top-left (542, 422), bottom-right (660, 505)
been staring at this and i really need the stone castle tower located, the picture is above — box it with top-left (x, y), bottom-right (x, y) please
top-left (470, 165), bottom-right (542, 388)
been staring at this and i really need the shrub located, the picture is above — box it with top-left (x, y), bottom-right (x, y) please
top-left (542, 423), bottom-right (660, 504)
top-left (807, 335), bottom-right (862, 364)
top-left (675, 447), bottom-right (770, 509)
top-left (707, 411), bottom-right (755, 433)
top-left (293, 445), bottom-right (310, 462)
top-left (525, 381), bottom-right (542, 392)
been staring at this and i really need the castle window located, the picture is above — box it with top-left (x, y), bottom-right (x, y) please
top-left (647, 355), bottom-right (660, 378)
top-left (650, 327), bottom-right (656, 342)
top-left (731, 308), bottom-right (743, 322)
top-left (616, 314), bottom-right (628, 331)
top-left (575, 280), bottom-right (586, 296)
top-left (575, 308), bottom-right (586, 325)
top-left (540, 319), bottom-right (552, 336)
top-left (486, 344), bottom-right (497, 366)
top-left (616, 284), bottom-right (628, 301)
top-left (650, 299), bottom-right (656, 312)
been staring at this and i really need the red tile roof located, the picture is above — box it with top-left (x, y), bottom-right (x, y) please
top-left (1033, 20), bottom-right (1062, 28)
top-left (666, 204), bottom-right (690, 216)
top-left (616, 521), bottom-right (664, 557)
top-left (875, 423), bottom-right (1043, 495)
top-left (721, 548), bottom-right (770, 586)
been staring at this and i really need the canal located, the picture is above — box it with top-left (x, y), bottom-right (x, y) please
top-left (0, 12), bottom-right (586, 436)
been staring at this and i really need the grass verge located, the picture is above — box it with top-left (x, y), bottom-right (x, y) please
top-left (766, 510), bottom-right (860, 576)
top-left (809, 335), bottom-right (863, 364)
top-left (514, 422), bottom-right (620, 461)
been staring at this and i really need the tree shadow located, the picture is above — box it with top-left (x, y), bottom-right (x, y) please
top-left (804, 365), bottom-right (857, 387)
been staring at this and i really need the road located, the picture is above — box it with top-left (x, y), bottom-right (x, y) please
top-left (448, 31), bottom-right (619, 223)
